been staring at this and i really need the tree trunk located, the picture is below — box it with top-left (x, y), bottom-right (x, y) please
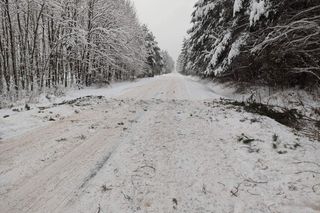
top-left (4, 0), bottom-right (19, 95)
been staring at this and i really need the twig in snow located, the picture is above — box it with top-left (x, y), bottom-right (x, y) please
top-left (246, 189), bottom-right (260, 196)
top-left (231, 182), bottom-right (242, 197)
top-left (101, 185), bottom-right (112, 192)
top-left (121, 191), bottom-right (132, 201)
top-left (295, 170), bottom-right (320, 175)
top-left (96, 204), bottom-right (101, 213)
top-left (136, 165), bottom-right (156, 172)
top-left (312, 183), bottom-right (320, 193)
top-left (293, 161), bottom-right (320, 168)
top-left (202, 184), bottom-right (207, 195)
top-left (172, 198), bottom-right (178, 210)
top-left (217, 182), bottom-right (226, 187)
top-left (244, 178), bottom-right (268, 184)
top-left (133, 165), bottom-right (156, 173)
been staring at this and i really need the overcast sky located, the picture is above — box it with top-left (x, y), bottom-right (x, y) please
top-left (131, 0), bottom-right (197, 62)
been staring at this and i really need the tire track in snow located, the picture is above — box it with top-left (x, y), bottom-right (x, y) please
top-left (78, 100), bottom-right (155, 190)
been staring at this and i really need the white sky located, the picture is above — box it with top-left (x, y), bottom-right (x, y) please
top-left (131, 0), bottom-right (197, 62)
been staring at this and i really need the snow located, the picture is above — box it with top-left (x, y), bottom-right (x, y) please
top-left (0, 77), bottom-right (158, 140)
top-left (197, 77), bottom-right (320, 120)
top-left (228, 33), bottom-right (248, 64)
top-left (0, 73), bottom-right (319, 212)
top-left (193, 0), bottom-right (218, 21)
top-left (250, 0), bottom-right (269, 26)
top-left (66, 99), bottom-right (319, 213)
top-left (206, 31), bottom-right (232, 75)
top-left (233, 0), bottom-right (243, 16)
top-left (219, 9), bottom-right (225, 23)
top-left (0, 105), bottom-right (75, 141)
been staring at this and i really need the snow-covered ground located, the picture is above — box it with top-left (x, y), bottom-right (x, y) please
top-left (0, 73), bottom-right (319, 213)
top-left (0, 77), bottom-right (158, 140)
top-left (187, 76), bottom-right (320, 120)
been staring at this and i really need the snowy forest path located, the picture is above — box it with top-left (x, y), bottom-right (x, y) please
top-left (0, 73), bottom-right (319, 213)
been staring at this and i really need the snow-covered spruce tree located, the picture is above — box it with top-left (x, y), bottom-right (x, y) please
top-left (161, 50), bottom-right (175, 74)
top-left (186, 0), bottom-right (234, 77)
top-left (177, 38), bottom-right (192, 75)
top-left (142, 25), bottom-right (163, 77)
top-left (181, 0), bottom-right (320, 88)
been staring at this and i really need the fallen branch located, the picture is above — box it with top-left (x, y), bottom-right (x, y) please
top-left (246, 189), bottom-right (260, 196)
top-left (218, 182), bottom-right (226, 187)
top-left (293, 161), bottom-right (320, 168)
top-left (133, 165), bottom-right (156, 173)
top-left (121, 191), bottom-right (132, 201)
top-left (231, 182), bottom-right (242, 197)
top-left (295, 170), bottom-right (320, 175)
top-left (244, 178), bottom-right (268, 184)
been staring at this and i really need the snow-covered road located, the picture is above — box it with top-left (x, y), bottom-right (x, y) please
top-left (0, 73), bottom-right (319, 213)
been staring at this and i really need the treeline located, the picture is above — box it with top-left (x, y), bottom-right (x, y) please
top-left (177, 0), bottom-right (320, 89)
top-left (0, 0), bottom-right (173, 97)
top-left (161, 50), bottom-right (175, 74)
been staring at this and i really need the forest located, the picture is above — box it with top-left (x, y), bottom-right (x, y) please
top-left (0, 0), bottom-right (174, 100)
top-left (1, 1), bottom-right (319, 212)
top-left (177, 0), bottom-right (320, 89)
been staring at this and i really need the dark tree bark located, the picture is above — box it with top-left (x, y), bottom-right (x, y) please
top-left (4, 0), bottom-right (19, 94)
